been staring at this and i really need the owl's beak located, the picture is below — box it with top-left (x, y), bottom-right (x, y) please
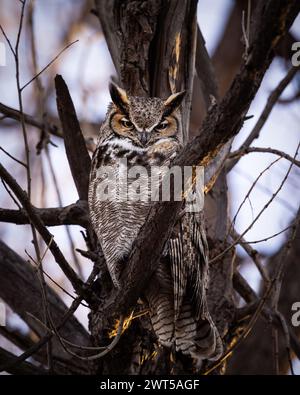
top-left (139, 132), bottom-right (151, 146)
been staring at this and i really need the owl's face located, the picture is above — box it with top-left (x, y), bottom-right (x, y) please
top-left (108, 82), bottom-right (185, 148)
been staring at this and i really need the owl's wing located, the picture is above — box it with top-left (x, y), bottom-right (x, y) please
top-left (168, 228), bottom-right (186, 321)
top-left (169, 211), bottom-right (208, 320)
top-left (189, 211), bottom-right (210, 319)
top-left (167, 209), bottom-right (223, 361)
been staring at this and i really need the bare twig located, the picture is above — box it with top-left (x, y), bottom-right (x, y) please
top-left (276, 311), bottom-right (295, 375)
top-left (230, 226), bottom-right (269, 282)
top-left (0, 260), bottom-right (99, 373)
top-left (23, 1), bottom-right (53, 354)
top-left (241, 11), bottom-right (249, 60)
top-left (45, 148), bottom-right (83, 277)
top-left (0, 102), bottom-right (61, 137)
top-left (32, 305), bottom-right (126, 361)
top-left (272, 325), bottom-right (280, 374)
top-left (21, 40), bottom-right (79, 91)
top-left (227, 66), bottom-right (299, 172)
top-left (0, 163), bottom-right (85, 295)
top-left (234, 206), bottom-right (300, 370)
top-left (9, 6), bottom-right (57, 370)
top-left (0, 296), bottom-right (83, 373)
top-left (228, 146), bottom-right (300, 168)
top-left (210, 142), bottom-right (299, 264)
top-left (11, 0), bottom-right (32, 197)
top-left (26, 249), bottom-right (88, 306)
top-left (0, 146), bottom-right (27, 168)
top-left (0, 102), bottom-right (99, 148)
top-left (27, 310), bottom-right (126, 360)
top-left (234, 298), bottom-right (300, 360)
top-left (204, 280), bottom-right (276, 375)
top-left (0, 240), bottom-right (91, 373)
top-left (270, 205), bottom-right (300, 312)
top-left (232, 165), bottom-right (296, 213)
top-left (245, 225), bottom-right (292, 244)
top-left (235, 298), bottom-right (300, 362)
top-left (1, 179), bottom-right (22, 209)
top-left (207, 213), bottom-right (300, 377)
top-left (15, 0), bottom-right (26, 54)
top-left (52, 315), bottom-right (125, 361)
top-left (241, 0), bottom-right (251, 60)
top-left (227, 156), bottom-right (281, 241)
top-left (0, 25), bottom-right (15, 56)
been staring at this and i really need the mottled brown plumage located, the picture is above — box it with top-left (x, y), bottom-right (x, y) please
top-left (88, 82), bottom-right (222, 362)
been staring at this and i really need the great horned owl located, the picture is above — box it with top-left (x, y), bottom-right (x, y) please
top-left (88, 82), bottom-right (223, 362)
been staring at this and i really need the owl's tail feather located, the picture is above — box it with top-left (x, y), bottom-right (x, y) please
top-left (174, 301), bottom-right (223, 361)
top-left (146, 283), bottom-right (223, 361)
top-left (146, 289), bottom-right (175, 348)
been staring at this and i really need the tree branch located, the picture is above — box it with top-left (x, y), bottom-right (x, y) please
top-left (0, 347), bottom-right (47, 375)
top-left (230, 227), bottom-right (269, 282)
top-left (227, 66), bottom-right (299, 172)
top-left (0, 240), bottom-right (90, 374)
top-left (0, 262), bottom-right (100, 374)
top-left (55, 74), bottom-right (91, 201)
top-left (229, 207), bottom-right (300, 373)
top-left (0, 163), bottom-right (85, 294)
top-left (0, 201), bottom-right (89, 227)
top-left (233, 271), bottom-right (257, 303)
top-left (0, 102), bottom-right (61, 137)
top-left (0, 327), bottom-right (34, 353)
top-left (228, 146), bottom-right (300, 168)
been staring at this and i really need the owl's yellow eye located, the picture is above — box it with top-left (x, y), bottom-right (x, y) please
top-left (156, 120), bottom-right (168, 131)
top-left (121, 118), bottom-right (133, 129)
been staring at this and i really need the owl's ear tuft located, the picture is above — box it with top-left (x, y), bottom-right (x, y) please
top-left (109, 82), bottom-right (129, 113)
top-left (163, 91), bottom-right (185, 115)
